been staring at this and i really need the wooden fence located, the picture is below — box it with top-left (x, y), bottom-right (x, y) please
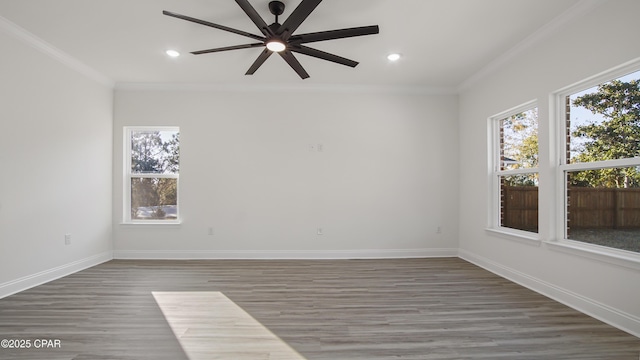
top-left (501, 185), bottom-right (640, 230)
top-left (501, 185), bottom-right (539, 232)
top-left (568, 187), bottom-right (640, 228)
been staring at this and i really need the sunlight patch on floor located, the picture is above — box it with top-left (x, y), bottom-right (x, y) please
top-left (152, 291), bottom-right (307, 360)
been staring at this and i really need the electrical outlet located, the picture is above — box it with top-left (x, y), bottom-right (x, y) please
top-left (64, 234), bottom-right (71, 245)
top-left (317, 227), bottom-right (323, 235)
top-left (436, 226), bottom-right (442, 234)
top-left (208, 227), bottom-right (214, 236)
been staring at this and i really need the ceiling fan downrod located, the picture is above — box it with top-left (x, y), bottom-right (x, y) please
top-left (268, 1), bottom-right (285, 24)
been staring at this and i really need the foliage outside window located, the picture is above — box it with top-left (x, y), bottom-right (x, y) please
top-left (492, 104), bottom-right (539, 233)
top-left (125, 127), bottom-right (180, 223)
top-left (561, 70), bottom-right (640, 253)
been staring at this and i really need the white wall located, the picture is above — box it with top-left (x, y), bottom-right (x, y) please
top-left (113, 87), bottom-right (459, 258)
top-left (0, 25), bottom-right (113, 296)
top-left (458, 0), bottom-right (640, 336)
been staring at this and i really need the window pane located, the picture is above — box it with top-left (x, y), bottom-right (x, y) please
top-left (567, 168), bottom-right (640, 253)
top-left (131, 178), bottom-right (178, 220)
top-left (500, 174), bottom-right (539, 233)
top-left (131, 130), bottom-right (179, 174)
top-left (567, 70), bottom-right (640, 164)
top-left (500, 108), bottom-right (538, 170)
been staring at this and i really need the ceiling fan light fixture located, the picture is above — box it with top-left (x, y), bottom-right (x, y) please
top-left (266, 40), bottom-right (286, 52)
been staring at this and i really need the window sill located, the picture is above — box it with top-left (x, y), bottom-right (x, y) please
top-left (120, 220), bottom-right (182, 226)
top-left (485, 227), bottom-right (541, 246)
top-left (546, 239), bottom-right (640, 271)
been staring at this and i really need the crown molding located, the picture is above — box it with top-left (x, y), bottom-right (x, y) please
top-left (2, 0), bottom-right (606, 96)
top-left (115, 81), bottom-right (458, 95)
top-left (457, 0), bottom-right (607, 93)
top-left (0, 14), bottom-right (114, 88)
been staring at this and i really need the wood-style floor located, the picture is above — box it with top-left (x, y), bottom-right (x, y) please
top-left (0, 258), bottom-right (638, 359)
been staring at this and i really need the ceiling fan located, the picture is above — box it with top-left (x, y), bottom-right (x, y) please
top-left (163, 0), bottom-right (379, 79)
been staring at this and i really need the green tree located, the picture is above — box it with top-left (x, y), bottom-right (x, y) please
top-left (571, 79), bottom-right (640, 187)
top-left (131, 131), bottom-right (179, 173)
top-left (131, 131), bottom-right (179, 218)
top-left (502, 109), bottom-right (538, 186)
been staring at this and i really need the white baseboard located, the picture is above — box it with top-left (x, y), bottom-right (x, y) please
top-left (458, 249), bottom-right (640, 338)
top-left (113, 248), bottom-right (459, 260)
top-left (0, 251), bottom-right (113, 299)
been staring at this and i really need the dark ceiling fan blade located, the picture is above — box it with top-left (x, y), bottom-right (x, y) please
top-left (291, 45), bottom-right (358, 67)
top-left (191, 43), bottom-right (264, 55)
top-left (277, 0), bottom-right (322, 40)
top-left (234, 0), bottom-right (273, 36)
top-left (289, 25), bottom-right (379, 44)
top-left (246, 48), bottom-right (273, 75)
top-left (278, 51), bottom-right (310, 79)
top-left (163, 10), bottom-right (264, 41)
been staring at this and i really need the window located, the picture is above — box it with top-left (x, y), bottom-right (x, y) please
top-left (124, 127), bottom-right (180, 223)
top-left (490, 103), bottom-right (539, 234)
top-left (558, 68), bottom-right (640, 254)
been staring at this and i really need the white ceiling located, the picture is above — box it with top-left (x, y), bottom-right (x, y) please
top-left (0, 0), bottom-right (584, 89)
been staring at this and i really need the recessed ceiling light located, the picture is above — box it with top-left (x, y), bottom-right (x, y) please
top-left (166, 50), bottom-right (181, 58)
top-left (387, 53), bottom-right (401, 61)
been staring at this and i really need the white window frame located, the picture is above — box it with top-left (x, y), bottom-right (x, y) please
top-left (123, 126), bottom-right (180, 224)
top-left (552, 59), bottom-right (640, 267)
top-left (487, 100), bottom-right (540, 242)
